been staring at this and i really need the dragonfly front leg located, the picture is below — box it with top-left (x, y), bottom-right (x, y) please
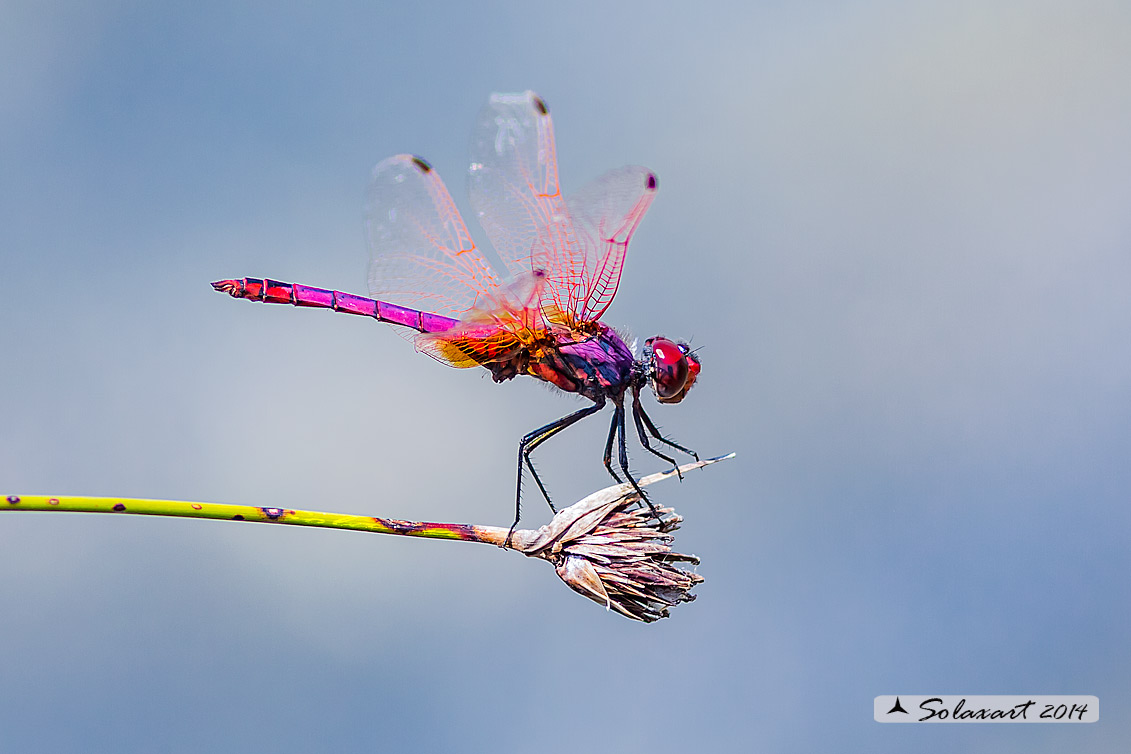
top-left (632, 386), bottom-right (700, 463)
top-left (508, 399), bottom-right (606, 547)
top-left (615, 401), bottom-right (662, 521)
top-left (630, 390), bottom-right (682, 478)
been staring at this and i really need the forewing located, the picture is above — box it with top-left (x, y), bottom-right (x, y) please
top-left (366, 154), bottom-right (502, 319)
top-left (468, 92), bottom-right (585, 322)
top-left (468, 93), bottom-right (658, 327)
top-left (565, 166), bottom-right (658, 322)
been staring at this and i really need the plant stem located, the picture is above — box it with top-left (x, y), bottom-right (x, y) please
top-left (2, 454), bottom-right (735, 552)
top-left (1, 493), bottom-right (510, 547)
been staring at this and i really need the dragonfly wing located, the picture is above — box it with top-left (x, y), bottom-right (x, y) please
top-left (416, 323), bottom-right (527, 369)
top-left (565, 166), bottom-right (658, 323)
top-left (468, 93), bottom-right (658, 327)
top-left (415, 270), bottom-right (549, 369)
top-left (366, 154), bottom-right (502, 320)
top-left (468, 92), bottom-right (586, 321)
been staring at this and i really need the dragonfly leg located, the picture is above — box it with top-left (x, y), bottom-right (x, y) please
top-left (630, 391), bottom-right (682, 479)
top-left (602, 410), bottom-right (623, 483)
top-left (616, 401), bottom-right (661, 521)
top-left (633, 388), bottom-right (700, 461)
top-left (507, 399), bottom-right (606, 547)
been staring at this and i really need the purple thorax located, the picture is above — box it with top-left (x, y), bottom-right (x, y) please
top-left (552, 325), bottom-right (636, 401)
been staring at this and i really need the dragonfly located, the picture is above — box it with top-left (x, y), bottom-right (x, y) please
top-left (212, 91), bottom-right (701, 541)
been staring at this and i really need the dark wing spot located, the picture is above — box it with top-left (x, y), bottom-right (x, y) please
top-left (232, 514), bottom-right (245, 520)
top-left (646, 173), bottom-right (658, 190)
top-left (410, 156), bottom-right (432, 173)
top-left (5, 495), bottom-right (18, 504)
top-left (113, 503), bottom-right (126, 511)
top-left (532, 96), bottom-right (548, 115)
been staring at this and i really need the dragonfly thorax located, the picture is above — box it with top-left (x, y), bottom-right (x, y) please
top-left (510, 324), bottom-right (634, 401)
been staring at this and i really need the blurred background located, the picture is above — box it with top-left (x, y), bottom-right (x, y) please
top-left (2, 1), bottom-right (1129, 751)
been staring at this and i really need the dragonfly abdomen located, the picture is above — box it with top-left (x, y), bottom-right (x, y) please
top-left (211, 277), bottom-right (456, 334)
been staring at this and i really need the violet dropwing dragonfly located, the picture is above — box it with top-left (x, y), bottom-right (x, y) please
top-left (213, 92), bottom-right (701, 541)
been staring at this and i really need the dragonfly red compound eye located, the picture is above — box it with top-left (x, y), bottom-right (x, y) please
top-left (647, 337), bottom-right (690, 402)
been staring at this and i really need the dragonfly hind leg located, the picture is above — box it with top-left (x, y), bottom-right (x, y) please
top-left (508, 398), bottom-right (606, 547)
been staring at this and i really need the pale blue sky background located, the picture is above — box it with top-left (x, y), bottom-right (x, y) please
top-left (2, 1), bottom-right (1130, 752)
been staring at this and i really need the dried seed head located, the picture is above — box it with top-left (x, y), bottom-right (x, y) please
top-left (509, 456), bottom-right (730, 622)
top-left (552, 505), bottom-right (702, 622)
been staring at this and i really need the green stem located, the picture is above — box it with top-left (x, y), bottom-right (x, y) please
top-left (3, 454), bottom-right (736, 552)
top-left (1, 493), bottom-right (509, 547)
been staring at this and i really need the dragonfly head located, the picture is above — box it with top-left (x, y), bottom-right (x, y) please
top-left (644, 337), bottom-right (700, 404)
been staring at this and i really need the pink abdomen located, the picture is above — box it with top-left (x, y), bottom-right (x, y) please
top-left (211, 277), bottom-right (456, 334)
